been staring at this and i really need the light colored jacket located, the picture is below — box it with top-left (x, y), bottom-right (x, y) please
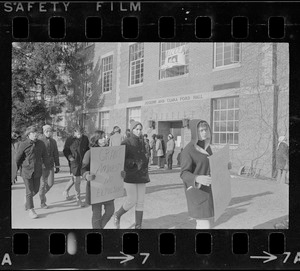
top-left (156, 139), bottom-right (164, 157)
top-left (167, 139), bottom-right (175, 152)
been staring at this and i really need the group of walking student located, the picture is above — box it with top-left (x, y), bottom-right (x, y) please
top-left (13, 118), bottom-right (232, 229)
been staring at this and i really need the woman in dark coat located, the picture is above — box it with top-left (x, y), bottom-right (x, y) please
top-left (113, 121), bottom-right (150, 229)
top-left (180, 119), bottom-right (214, 229)
top-left (62, 125), bottom-right (89, 207)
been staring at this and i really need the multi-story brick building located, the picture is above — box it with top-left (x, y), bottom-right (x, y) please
top-left (80, 42), bottom-right (289, 177)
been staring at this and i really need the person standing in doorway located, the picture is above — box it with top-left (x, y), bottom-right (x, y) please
top-left (38, 125), bottom-right (60, 209)
top-left (16, 126), bottom-right (51, 219)
top-left (180, 120), bottom-right (214, 229)
top-left (156, 135), bottom-right (164, 169)
top-left (62, 125), bottom-right (89, 207)
top-left (113, 121), bottom-right (150, 229)
top-left (166, 134), bottom-right (175, 170)
top-left (143, 134), bottom-right (151, 164)
top-left (149, 134), bottom-right (157, 165)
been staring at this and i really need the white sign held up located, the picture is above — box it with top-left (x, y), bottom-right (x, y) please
top-left (90, 146), bottom-right (125, 204)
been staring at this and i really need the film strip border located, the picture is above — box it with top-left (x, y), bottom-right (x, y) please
top-left (0, 2), bottom-right (299, 41)
top-left (1, 1), bottom-right (300, 270)
top-left (1, 230), bottom-right (299, 269)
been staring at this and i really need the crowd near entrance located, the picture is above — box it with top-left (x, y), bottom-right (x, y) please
top-left (157, 120), bottom-right (183, 167)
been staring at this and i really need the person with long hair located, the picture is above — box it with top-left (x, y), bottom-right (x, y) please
top-left (180, 120), bottom-right (214, 229)
top-left (113, 121), bottom-right (150, 229)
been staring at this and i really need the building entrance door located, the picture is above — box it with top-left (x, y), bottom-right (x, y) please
top-left (157, 120), bottom-right (183, 167)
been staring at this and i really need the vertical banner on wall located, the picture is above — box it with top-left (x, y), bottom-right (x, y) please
top-left (90, 146), bottom-right (126, 204)
top-left (209, 144), bottom-right (232, 222)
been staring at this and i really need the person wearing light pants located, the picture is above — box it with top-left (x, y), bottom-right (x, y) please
top-left (113, 121), bottom-right (150, 229)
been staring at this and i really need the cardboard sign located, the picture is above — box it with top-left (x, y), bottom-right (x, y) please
top-left (90, 146), bottom-right (125, 204)
top-left (209, 145), bottom-right (232, 222)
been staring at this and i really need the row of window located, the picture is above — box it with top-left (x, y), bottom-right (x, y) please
top-left (84, 43), bottom-right (241, 94)
top-left (90, 96), bottom-right (239, 145)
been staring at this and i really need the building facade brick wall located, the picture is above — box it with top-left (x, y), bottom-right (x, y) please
top-left (80, 42), bottom-right (289, 177)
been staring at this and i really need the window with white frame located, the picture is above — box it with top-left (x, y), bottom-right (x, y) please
top-left (129, 43), bottom-right (144, 86)
top-left (99, 111), bottom-right (110, 133)
top-left (159, 42), bottom-right (189, 79)
top-left (102, 55), bottom-right (113, 92)
top-left (212, 97), bottom-right (239, 145)
top-left (214, 43), bottom-right (241, 68)
top-left (127, 107), bottom-right (141, 128)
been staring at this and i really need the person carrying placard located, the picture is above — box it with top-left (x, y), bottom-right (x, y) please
top-left (81, 130), bottom-right (125, 229)
top-left (113, 121), bottom-right (150, 229)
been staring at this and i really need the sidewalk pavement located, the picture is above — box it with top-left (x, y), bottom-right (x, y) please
top-left (11, 164), bottom-right (288, 229)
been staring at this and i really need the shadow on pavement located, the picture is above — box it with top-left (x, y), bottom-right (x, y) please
top-left (146, 183), bottom-right (183, 194)
top-left (253, 215), bottom-right (288, 229)
top-left (143, 211), bottom-right (193, 229)
top-left (213, 192), bottom-right (274, 228)
top-left (228, 191), bottom-right (273, 206)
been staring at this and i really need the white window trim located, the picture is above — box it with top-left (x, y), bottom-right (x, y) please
top-left (128, 82), bottom-right (143, 89)
top-left (127, 106), bottom-right (141, 128)
top-left (99, 111), bottom-right (110, 133)
top-left (128, 43), bottom-right (144, 86)
top-left (213, 43), bottom-right (241, 70)
top-left (212, 62), bottom-right (241, 72)
top-left (101, 54), bottom-right (114, 94)
top-left (159, 42), bottom-right (189, 80)
top-left (158, 73), bottom-right (189, 82)
top-left (211, 96), bottom-right (239, 146)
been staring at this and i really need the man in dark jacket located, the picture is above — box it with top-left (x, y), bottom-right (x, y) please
top-left (16, 125), bottom-right (51, 219)
top-left (62, 125), bottom-right (89, 207)
top-left (38, 125), bottom-right (60, 209)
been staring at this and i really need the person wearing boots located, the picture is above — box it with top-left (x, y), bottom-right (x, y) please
top-left (62, 125), bottom-right (89, 207)
top-left (113, 121), bottom-right (150, 229)
top-left (180, 120), bottom-right (214, 229)
top-left (16, 125), bottom-right (51, 219)
top-left (38, 125), bottom-right (60, 209)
